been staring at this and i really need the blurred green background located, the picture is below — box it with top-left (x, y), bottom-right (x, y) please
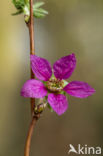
top-left (0, 0), bottom-right (103, 156)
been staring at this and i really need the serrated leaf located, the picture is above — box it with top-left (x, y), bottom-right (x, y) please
top-left (33, 2), bottom-right (45, 9)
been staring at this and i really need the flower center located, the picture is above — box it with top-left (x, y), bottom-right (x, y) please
top-left (46, 78), bottom-right (64, 93)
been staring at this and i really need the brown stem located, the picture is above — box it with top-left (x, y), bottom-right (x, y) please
top-left (24, 1), bottom-right (37, 156)
top-left (29, 0), bottom-right (35, 116)
top-left (24, 115), bottom-right (40, 156)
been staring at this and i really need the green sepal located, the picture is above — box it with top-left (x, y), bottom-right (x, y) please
top-left (62, 80), bottom-right (69, 87)
top-left (49, 73), bottom-right (55, 80)
top-left (59, 90), bottom-right (66, 96)
top-left (48, 104), bottom-right (53, 112)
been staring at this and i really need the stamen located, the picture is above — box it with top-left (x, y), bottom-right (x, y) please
top-left (46, 78), bottom-right (64, 93)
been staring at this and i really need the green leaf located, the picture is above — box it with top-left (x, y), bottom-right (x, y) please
top-left (33, 2), bottom-right (45, 9)
top-left (12, 0), bottom-right (48, 19)
top-left (33, 1), bottom-right (48, 18)
top-left (12, 0), bottom-right (25, 10)
top-left (33, 8), bottom-right (48, 18)
top-left (12, 10), bottom-right (23, 15)
top-left (34, 12), bottom-right (44, 18)
top-left (37, 8), bottom-right (48, 14)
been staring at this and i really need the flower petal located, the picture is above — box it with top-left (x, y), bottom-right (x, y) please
top-left (48, 93), bottom-right (68, 115)
top-left (63, 81), bottom-right (95, 98)
top-left (53, 53), bottom-right (76, 80)
top-left (21, 79), bottom-right (47, 98)
top-left (30, 55), bottom-right (52, 81)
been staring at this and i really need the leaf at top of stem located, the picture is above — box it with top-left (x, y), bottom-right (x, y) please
top-left (33, 2), bottom-right (45, 9)
top-left (12, 0), bottom-right (25, 10)
top-left (33, 7), bottom-right (48, 18)
top-left (12, 0), bottom-right (48, 19)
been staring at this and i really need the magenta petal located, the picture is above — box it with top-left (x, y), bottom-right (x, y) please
top-left (48, 93), bottom-right (68, 115)
top-left (53, 53), bottom-right (76, 80)
top-left (21, 79), bottom-right (47, 98)
top-left (30, 55), bottom-right (52, 81)
top-left (63, 81), bottom-right (95, 98)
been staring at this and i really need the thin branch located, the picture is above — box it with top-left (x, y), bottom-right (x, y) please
top-left (24, 1), bottom-right (41, 156)
top-left (29, 0), bottom-right (35, 116)
top-left (24, 1), bottom-right (36, 156)
top-left (24, 115), bottom-right (40, 156)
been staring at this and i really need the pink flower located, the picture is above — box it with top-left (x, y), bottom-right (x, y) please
top-left (21, 54), bottom-right (95, 115)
